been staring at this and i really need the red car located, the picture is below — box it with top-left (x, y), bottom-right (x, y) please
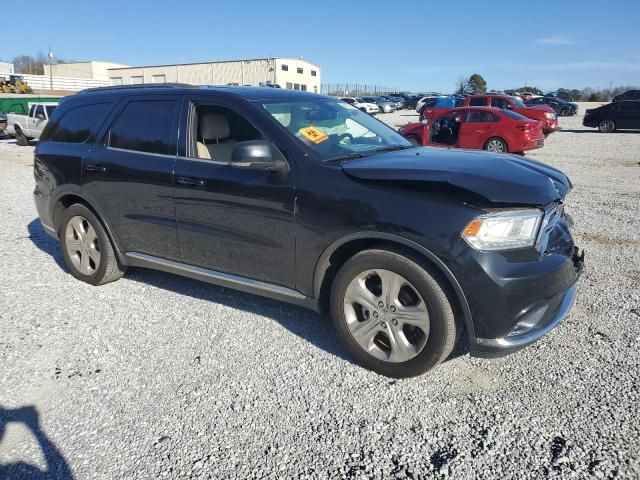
top-left (399, 107), bottom-right (545, 154)
top-left (422, 94), bottom-right (559, 135)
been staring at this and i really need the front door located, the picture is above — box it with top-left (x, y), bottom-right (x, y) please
top-left (172, 98), bottom-right (296, 288)
top-left (82, 96), bottom-right (180, 260)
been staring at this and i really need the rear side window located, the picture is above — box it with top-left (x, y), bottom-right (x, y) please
top-left (49, 103), bottom-right (112, 143)
top-left (490, 98), bottom-right (510, 109)
top-left (109, 100), bottom-right (176, 155)
top-left (467, 111), bottom-right (498, 122)
top-left (469, 97), bottom-right (487, 107)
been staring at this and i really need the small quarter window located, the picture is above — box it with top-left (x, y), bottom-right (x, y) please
top-left (49, 103), bottom-right (112, 143)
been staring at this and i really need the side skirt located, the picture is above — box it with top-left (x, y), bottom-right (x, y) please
top-left (124, 252), bottom-right (321, 313)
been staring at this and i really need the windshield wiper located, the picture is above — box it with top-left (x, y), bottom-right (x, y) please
top-left (371, 144), bottom-right (414, 154)
top-left (322, 152), bottom-right (367, 163)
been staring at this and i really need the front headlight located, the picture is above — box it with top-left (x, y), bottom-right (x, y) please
top-left (462, 209), bottom-right (543, 251)
top-left (545, 112), bottom-right (556, 120)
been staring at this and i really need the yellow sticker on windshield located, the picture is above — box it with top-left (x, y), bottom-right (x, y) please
top-left (299, 126), bottom-right (329, 144)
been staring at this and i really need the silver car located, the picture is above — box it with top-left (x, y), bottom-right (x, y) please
top-left (361, 96), bottom-right (395, 113)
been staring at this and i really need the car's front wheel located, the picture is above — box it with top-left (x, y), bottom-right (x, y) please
top-left (59, 204), bottom-right (126, 285)
top-left (598, 119), bottom-right (616, 133)
top-left (560, 108), bottom-right (571, 116)
top-left (330, 248), bottom-right (457, 378)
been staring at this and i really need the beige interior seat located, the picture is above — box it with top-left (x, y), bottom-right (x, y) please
top-left (197, 113), bottom-right (236, 161)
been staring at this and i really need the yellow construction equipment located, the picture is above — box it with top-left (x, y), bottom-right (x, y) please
top-left (0, 75), bottom-right (33, 94)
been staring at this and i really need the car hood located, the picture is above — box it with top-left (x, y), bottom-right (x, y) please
top-left (342, 148), bottom-right (571, 205)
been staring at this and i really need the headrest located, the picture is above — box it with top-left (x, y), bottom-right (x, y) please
top-left (199, 113), bottom-right (230, 140)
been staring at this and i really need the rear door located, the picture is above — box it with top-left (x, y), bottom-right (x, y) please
top-left (459, 109), bottom-right (499, 149)
top-left (82, 95), bottom-right (180, 260)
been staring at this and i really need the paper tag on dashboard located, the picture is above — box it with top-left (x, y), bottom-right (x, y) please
top-left (299, 126), bottom-right (329, 144)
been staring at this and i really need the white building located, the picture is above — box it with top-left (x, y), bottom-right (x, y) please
top-left (44, 61), bottom-right (130, 81)
top-left (0, 61), bottom-right (14, 75)
top-left (107, 57), bottom-right (321, 93)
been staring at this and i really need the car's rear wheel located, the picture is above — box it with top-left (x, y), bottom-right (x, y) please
top-left (330, 248), bottom-right (457, 378)
top-left (484, 137), bottom-right (508, 153)
top-left (406, 134), bottom-right (421, 146)
top-left (15, 127), bottom-right (28, 146)
top-left (560, 108), bottom-right (571, 116)
top-left (59, 204), bottom-right (126, 286)
top-left (598, 119), bottom-right (616, 133)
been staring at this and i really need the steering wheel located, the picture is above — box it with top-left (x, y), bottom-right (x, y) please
top-left (338, 133), bottom-right (354, 145)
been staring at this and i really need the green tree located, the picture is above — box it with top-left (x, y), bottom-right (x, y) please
top-left (466, 74), bottom-right (487, 94)
top-left (569, 89), bottom-right (582, 101)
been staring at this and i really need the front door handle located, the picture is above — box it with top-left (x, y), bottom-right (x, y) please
top-left (177, 176), bottom-right (205, 187)
top-left (85, 164), bottom-right (106, 173)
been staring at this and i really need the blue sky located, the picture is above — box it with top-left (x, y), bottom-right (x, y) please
top-left (3, 0), bottom-right (639, 93)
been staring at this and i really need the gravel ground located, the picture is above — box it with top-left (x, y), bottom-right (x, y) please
top-left (1, 103), bottom-right (639, 479)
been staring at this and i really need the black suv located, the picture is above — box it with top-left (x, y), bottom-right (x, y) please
top-left (583, 101), bottom-right (640, 132)
top-left (34, 85), bottom-right (583, 378)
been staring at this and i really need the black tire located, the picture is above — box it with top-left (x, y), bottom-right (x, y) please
top-left (560, 108), bottom-right (570, 117)
top-left (359, 107), bottom-right (367, 113)
top-left (59, 203), bottom-right (126, 286)
top-left (598, 119), bottom-right (616, 133)
top-left (15, 128), bottom-right (29, 146)
top-left (406, 134), bottom-right (421, 146)
top-left (330, 248), bottom-right (457, 378)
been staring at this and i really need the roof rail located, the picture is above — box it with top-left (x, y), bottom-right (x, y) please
top-left (78, 83), bottom-right (194, 94)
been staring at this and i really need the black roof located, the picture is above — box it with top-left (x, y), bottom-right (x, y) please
top-left (77, 84), bottom-right (325, 101)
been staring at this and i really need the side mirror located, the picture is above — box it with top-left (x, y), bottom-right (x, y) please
top-left (230, 140), bottom-right (286, 172)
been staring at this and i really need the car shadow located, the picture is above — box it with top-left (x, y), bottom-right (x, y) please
top-left (26, 219), bottom-right (352, 364)
top-left (0, 405), bottom-right (74, 479)
top-left (559, 129), bottom-right (639, 134)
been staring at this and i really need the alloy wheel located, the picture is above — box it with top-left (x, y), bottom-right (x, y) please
top-left (599, 120), bottom-right (615, 133)
top-left (486, 139), bottom-right (506, 153)
top-left (343, 269), bottom-right (430, 363)
top-left (65, 215), bottom-right (101, 275)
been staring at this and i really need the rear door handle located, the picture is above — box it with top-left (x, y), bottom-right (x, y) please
top-left (85, 164), bottom-right (106, 173)
top-left (177, 176), bottom-right (205, 187)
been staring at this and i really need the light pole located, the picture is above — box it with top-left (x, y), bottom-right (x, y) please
top-left (48, 44), bottom-right (54, 91)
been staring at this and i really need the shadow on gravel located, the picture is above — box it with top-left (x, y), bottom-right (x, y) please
top-left (0, 405), bottom-right (74, 479)
top-left (560, 129), bottom-right (640, 134)
top-left (26, 220), bottom-right (353, 365)
top-left (27, 220), bottom-right (67, 271)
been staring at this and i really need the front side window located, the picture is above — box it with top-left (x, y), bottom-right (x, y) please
top-left (109, 100), bottom-right (176, 155)
top-left (192, 104), bottom-right (275, 162)
top-left (491, 98), bottom-right (509, 109)
top-left (35, 105), bottom-right (45, 118)
top-left (50, 103), bottom-right (112, 143)
top-left (259, 98), bottom-right (411, 161)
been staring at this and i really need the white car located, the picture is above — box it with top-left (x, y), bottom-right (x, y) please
top-left (340, 97), bottom-right (380, 114)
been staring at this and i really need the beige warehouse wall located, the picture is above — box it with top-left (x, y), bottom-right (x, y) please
top-left (108, 58), bottom-right (320, 89)
top-left (45, 62), bottom-right (129, 81)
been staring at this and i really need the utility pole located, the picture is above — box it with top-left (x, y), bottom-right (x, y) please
top-left (609, 81), bottom-right (613, 100)
top-left (48, 43), bottom-right (54, 91)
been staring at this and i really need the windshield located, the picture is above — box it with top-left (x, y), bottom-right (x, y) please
top-left (510, 97), bottom-right (527, 108)
top-left (260, 98), bottom-right (411, 161)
